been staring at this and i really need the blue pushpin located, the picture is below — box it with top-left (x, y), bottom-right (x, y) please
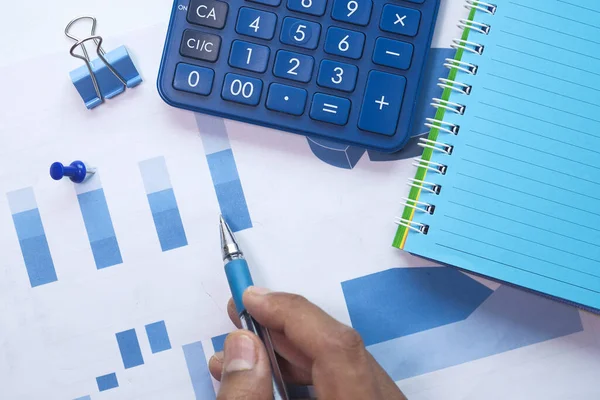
top-left (50, 161), bottom-right (95, 184)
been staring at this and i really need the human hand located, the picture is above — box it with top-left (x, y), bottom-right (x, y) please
top-left (209, 287), bottom-right (407, 400)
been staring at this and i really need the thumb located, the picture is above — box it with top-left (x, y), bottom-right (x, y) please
top-left (217, 330), bottom-right (273, 400)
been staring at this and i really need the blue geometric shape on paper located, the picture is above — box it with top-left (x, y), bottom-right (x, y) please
top-left (7, 187), bottom-right (58, 288)
top-left (211, 333), bottom-right (229, 353)
top-left (306, 47), bottom-right (454, 168)
top-left (342, 267), bottom-right (494, 346)
top-left (183, 341), bottom-right (216, 400)
top-left (146, 320), bottom-right (172, 353)
top-left (367, 284), bottom-right (583, 381)
top-left (74, 396), bottom-right (91, 400)
top-left (116, 329), bottom-right (144, 369)
top-left (197, 114), bottom-right (252, 233)
top-left (96, 373), bottom-right (119, 392)
top-left (90, 236), bottom-right (123, 269)
top-left (78, 189), bottom-right (122, 269)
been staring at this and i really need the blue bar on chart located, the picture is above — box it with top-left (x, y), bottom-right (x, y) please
top-left (196, 114), bottom-right (252, 232)
top-left (139, 157), bottom-right (188, 251)
top-left (96, 372), bottom-right (119, 392)
top-left (182, 341), bottom-right (216, 400)
top-left (115, 329), bottom-right (144, 369)
top-left (7, 188), bottom-right (57, 288)
top-left (145, 320), bottom-right (172, 353)
top-left (76, 175), bottom-right (122, 269)
top-left (211, 333), bottom-right (228, 353)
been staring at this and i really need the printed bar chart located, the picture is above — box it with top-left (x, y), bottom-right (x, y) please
top-left (196, 114), bottom-right (252, 232)
top-left (115, 329), bottom-right (144, 369)
top-left (7, 187), bottom-right (58, 287)
top-left (145, 320), bottom-right (172, 353)
top-left (182, 341), bottom-right (216, 400)
top-left (76, 175), bottom-right (123, 269)
top-left (139, 157), bottom-right (188, 251)
top-left (96, 373), bottom-right (119, 392)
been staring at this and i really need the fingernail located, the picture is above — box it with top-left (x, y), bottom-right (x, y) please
top-left (212, 351), bottom-right (224, 363)
top-left (246, 286), bottom-right (271, 296)
top-left (224, 333), bottom-right (257, 373)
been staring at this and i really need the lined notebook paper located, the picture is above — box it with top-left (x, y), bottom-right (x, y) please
top-left (394, 0), bottom-right (600, 311)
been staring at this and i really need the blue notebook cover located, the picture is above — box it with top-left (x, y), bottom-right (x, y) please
top-left (394, 0), bottom-right (600, 311)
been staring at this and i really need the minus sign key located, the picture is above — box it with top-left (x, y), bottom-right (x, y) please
top-left (373, 38), bottom-right (414, 70)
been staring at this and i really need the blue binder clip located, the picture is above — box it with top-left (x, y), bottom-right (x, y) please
top-left (66, 16), bottom-right (142, 109)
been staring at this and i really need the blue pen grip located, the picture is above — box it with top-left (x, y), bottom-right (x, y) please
top-left (225, 259), bottom-right (254, 313)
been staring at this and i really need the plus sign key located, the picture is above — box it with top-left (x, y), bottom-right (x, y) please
top-left (358, 71), bottom-right (406, 136)
top-left (380, 4), bottom-right (421, 37)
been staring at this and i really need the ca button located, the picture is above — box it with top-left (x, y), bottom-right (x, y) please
top-left (187, 0), bottom-right (229, 29)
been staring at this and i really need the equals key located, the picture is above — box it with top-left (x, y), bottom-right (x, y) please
top-left (180, 29), bottom-right (222, 62)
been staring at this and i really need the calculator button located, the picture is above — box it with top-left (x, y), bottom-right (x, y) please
top-left (280, 17), bottom-right (322, 50)
top-left (187, 0), bottom-right (229, 30)
top-left (324, 27), bottom-right (365, 59)
top-left (331, 0), bottom-right (372, 26)
top-left (273, 50), bottom-right (315, 83)
top-left (266, 83), bottom-right (308, 116)
top-left (372, 38), bottom-right (414, 70)
top-left (380, 4), bottom-right (421, 37)
top-left (247, 0), bottom-right (282, 5)
top-left (229, 41), bottom-right (270, 73)
top-left (310, 93), bottom-right (351, 126)
top-left (358, 71), bottom-right (406, 136)
top-left (317, 60), bottom-right (358, 92)
top-left (222, 73), bottom-right (263, 106)
top-left (173, 64), bottom-right (215, 95)
top-left (236, 7), bottom-right (278, 40)
top-left (180, 30), bottom-right (222, 62)
top-left (287, 0), bottom-right (328, 16)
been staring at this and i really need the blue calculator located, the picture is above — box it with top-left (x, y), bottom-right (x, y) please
top-left (158, 0), bottom-right (440, 153)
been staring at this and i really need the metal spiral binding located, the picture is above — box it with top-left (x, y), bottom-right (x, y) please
top-left (401, 198), bottom-right (436, 215)
top-left (458, 19), bottom-right (491, 35)
top-left (465, 0), bottom-right (497, 15)
top-left (444, 58), bottom-right (478, 75)
top-left (437, 78), bottom-right (472, 95)
top-left (397, 0), bottom-right (496, 236)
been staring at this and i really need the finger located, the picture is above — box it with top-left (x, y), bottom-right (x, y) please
top-left (211, 349), bottom-right (312, 386)
top-left (268, 330), bottom-right (312, 372)
top-left (217, 331), bottom-right (272, 400)
top-left (209, 352), bottom-right (224, 381)
top-left (227, 298), bottom-right (242, 329)
top-left (243, 288), bottom-right (363, 362)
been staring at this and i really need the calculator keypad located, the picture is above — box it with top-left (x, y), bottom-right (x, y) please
top-left (180, 30), bottom-right (222, 62)
top-left (236, 7), bottom-right (278, 39)
top-left (160, 0), bottom-right (441, 152)
top-left (229, 40), bottom-right (271, 72)
top-left (331, 0), bottom-right (372, 26)
top-left (280, 17), bottom-right (322, 49)
top-left (323, 27), bottom-right (365, 59)
top-left (273, 51), bottom-right (315, 82)
top-left (187, 0), bottom-right (229, 29)
top-left (266, 83), bottom-right (308, 115)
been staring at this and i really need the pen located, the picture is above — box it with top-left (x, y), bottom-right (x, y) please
top-left (219, 216), bottom-right (290, 400)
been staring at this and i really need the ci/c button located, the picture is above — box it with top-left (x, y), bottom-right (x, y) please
top-left (180, 30), bottom-right (222, 62)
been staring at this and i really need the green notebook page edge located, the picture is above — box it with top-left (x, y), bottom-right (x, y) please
top-left (393, 6), bottom-right (477, 249)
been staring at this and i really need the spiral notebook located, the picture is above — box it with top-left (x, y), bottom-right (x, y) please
top-left (394, 0), bottom-right (600, 311)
